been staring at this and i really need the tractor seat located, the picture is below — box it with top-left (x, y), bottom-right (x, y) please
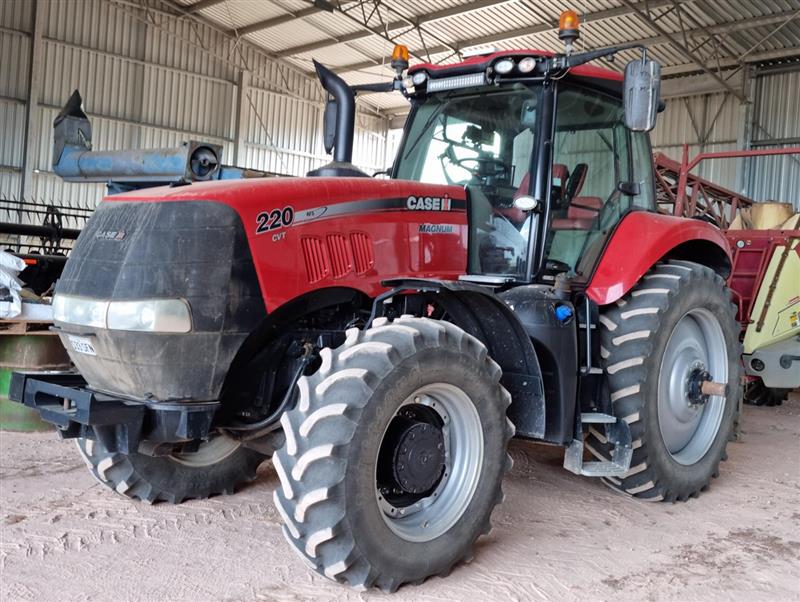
top-left (494, 162), bottom-right (572, 225)
top-left (552, 163), bottom-right (569, 188)
top-left (551, 163), bottom-right (602, 230)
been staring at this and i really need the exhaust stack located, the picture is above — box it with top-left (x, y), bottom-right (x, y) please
top-left (308, 61), bottom-right (367, 178)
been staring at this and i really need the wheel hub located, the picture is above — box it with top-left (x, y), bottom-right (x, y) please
top-left (658, 308), bottom-right (728, 465)
top-left (392, 420), bottom-right (445, 494)
top-left (686, 366), bottom-right (712, 406)
top-left (375, 383), bottom-right (484, 543)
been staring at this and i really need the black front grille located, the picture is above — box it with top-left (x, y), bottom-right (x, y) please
top-left (55, 200), bottom-right (266, 402)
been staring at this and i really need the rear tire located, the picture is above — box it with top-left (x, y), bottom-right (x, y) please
top-left (272, 316), bottom-right (513, 592)
top-left (77, 435), bottom-right (265, 503)
top-left (587, 260), bottom-right (741, 501)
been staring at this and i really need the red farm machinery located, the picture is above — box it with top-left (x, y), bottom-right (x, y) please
top-left (6, 8), bottom-right (798, 593)
top-left (654, 146), bottom-right (800, 406)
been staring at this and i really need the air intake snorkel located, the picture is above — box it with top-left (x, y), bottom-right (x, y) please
top-left (307, 60), bottom-right (367, 177)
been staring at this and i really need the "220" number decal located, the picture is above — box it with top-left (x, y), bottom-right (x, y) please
top-left (256, 206), bottom-right (294, 234)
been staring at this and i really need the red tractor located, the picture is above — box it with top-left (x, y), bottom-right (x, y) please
top-left (10, 11), bottom-right (740, 592)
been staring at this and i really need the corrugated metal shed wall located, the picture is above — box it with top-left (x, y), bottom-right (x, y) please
top-left (748, 69), bottom-right (800, 210)
top-left (0, 1), bottom-right (30, 202)
top-left (0, 0), bottom-right (390, 215)
top-left (651, 92), bottom-right (741, 191)
top-left (652, 68), bottom-right (800, 210)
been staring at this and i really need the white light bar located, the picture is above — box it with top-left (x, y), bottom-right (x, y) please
top-left (427, 72), bottom-right (487, 93)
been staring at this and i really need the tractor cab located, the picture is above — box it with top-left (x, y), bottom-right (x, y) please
top-left (392, 50), bottom-right (659, 285)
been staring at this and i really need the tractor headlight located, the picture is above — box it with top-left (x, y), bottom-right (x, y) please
top-left (53, 294), bottom-right (192, 333)
top-left (107, 299), bottom-right (192, 333)
top-left (53, 295), bottom-right (108, 329)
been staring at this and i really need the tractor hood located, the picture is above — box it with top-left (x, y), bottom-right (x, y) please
top-left (109, 177), bottom-right (468, 309)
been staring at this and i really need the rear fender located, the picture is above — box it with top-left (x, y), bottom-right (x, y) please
top-left (586, 212), bottom-right (731, 306)
top-left (382, 279), bottom-right (547, 440)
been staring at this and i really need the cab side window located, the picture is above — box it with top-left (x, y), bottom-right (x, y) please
top-left (545, 86), bottom-right (653, 275)
top-left (546, 88), bottom-right (626, 271)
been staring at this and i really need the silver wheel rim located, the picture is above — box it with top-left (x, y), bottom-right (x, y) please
top-left (376, 383), bottom-right (484, 542)
top-left (657, 308), bottom-right (728, 465)
top-left (170, 435), bottom-right (241, 467)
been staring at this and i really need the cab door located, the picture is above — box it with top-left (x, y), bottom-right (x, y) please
top-left (544, 85), bottom-right (656, 278)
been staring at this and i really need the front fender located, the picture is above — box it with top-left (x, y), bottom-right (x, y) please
top-left (382, 278), bottom-right (548, 441)
top-left (586, 212), bottom-right (731, 305)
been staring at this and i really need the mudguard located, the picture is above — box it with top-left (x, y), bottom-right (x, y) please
top-left (382, 278), bottom-right (548, 441)
top-left (586, 212), bottom-right (731, 306)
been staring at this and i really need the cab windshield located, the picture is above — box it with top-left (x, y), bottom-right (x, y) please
top-left (395, 84), bottom-right (540, 279)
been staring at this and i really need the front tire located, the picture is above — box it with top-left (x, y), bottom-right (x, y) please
top-left (77, 434), bottom-right (265, 503)
top-left (587, 260), bottom-right (741, 501)
top-left (272, 316), bottom-right (513, 592)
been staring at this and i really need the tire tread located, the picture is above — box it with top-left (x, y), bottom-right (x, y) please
top-left (588, 260), bottom-right (741, 502)
top-left (273, 316), bottom-right (513, 591)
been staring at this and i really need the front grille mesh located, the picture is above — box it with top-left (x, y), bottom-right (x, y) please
top-left (301, 237), bottom-right (330, 283)
top-left (350, 232), bottom-right (375, 275)
top-left (300, 232), bottom-right (374, 283)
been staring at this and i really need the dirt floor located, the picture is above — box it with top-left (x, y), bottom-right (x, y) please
top-left (1, 395), bottom-right (798, 602)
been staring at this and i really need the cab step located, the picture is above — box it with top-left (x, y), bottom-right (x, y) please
top-left (563, 412), bottom-right (632, 478)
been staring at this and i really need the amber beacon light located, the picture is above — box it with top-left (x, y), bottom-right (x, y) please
top-left (391, 44), bottom-right (410, 75)
top-left (558, 9), bottom-right (581, 45)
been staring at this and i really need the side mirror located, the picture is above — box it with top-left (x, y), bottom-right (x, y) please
top-left (623, 57), bottom-right (661, 132)
top-left (322, 98), bottom-right (338, 154)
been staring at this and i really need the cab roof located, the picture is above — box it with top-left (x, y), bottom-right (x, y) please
top-left (408, 49), bottom-right (623, 83)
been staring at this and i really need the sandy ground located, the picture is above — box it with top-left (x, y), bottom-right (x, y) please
top-left (1, 395), bottom-right (798, 602)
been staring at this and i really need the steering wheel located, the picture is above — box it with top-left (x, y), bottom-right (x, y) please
top-left (453, 156), bottom-right (509, 180)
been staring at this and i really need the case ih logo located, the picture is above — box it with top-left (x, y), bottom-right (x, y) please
top-left (406, 195), bottom-right (452, 211)
top-left (94, 229), bottom-right (127, 241)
